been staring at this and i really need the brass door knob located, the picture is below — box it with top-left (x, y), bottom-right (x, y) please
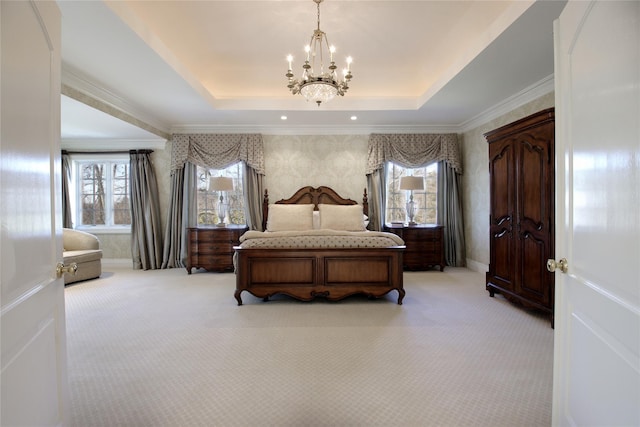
top-left (547, 258), bottom-right (568, 273)
top-left (56, 262), bottom-right (78, 278)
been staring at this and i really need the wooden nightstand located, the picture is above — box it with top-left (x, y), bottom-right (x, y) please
top-left (384, 224), bottom-right (445, 271)
top-left (186, 225), bottom-right (248, 273)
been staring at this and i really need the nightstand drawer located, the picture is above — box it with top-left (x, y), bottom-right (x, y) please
top-left (409, 241), bottom-right (442, 251)
top-left (384, 224), bottom-right (445, 271)
top-left (186, 226), bottom-right (248, 273)
top-left (191, 242), bottom-right (235, 253)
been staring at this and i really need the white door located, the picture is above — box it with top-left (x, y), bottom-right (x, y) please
top-left (552, 1), bottom-right (640, 425)
top-left (0, 1), bottom-right (68, 425)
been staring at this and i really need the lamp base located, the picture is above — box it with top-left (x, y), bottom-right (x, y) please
top-left (215, 222), bottom-right (227, 228)
top-left (407, 221), bottom-right (417, 227)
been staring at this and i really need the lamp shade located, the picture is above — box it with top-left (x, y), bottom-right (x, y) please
top-left (399, 176), bottom-right (424, 191)
top-left (208, 176), bottom-right (233, 192)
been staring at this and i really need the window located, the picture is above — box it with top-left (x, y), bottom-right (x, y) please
top-left (385, 162), bottom-right (438, 224)
top-left (196, 163), bottom-right (245, 225)
top-left (72, 156), bottom-right (131, 230)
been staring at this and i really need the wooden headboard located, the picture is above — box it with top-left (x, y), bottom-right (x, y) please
top-left (262, 186), bottom-right (368, 231)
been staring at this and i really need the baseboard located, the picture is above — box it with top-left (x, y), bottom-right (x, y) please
top-left (102, 258), bottom-right (132, 268)
top-left (465, 259), bottom-right (488, 273)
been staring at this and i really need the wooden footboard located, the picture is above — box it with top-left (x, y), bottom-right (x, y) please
top-left (234, 246), bottom-right (405, 305)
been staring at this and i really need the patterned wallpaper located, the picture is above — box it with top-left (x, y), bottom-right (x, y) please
top-left (263, 135), bottom-right (369, 204)
top-left (97, 95), bottom-right (555, 266)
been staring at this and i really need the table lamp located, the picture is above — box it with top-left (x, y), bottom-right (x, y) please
top-left (399, 176), bottom-right (424, 226)
top-left (208, 176), bottom-right (234, 227)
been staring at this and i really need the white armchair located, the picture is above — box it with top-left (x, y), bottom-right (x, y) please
top-left (62, 228), bottom-right (102, 284)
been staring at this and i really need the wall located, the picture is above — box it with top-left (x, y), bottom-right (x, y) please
top-left (263, 134), bottom-right (368, 203)
top-left (460, 92), bottom-right (555, 272)
top-left (98, 94), bottom-right (555, 267)
top-left (96, 134), bottom-right (368, 260)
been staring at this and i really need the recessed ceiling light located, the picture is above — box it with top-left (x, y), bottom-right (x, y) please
top-left (350, 116), bottom-right (357, 121)
top-left (281, 115), bottom-right (287, 120)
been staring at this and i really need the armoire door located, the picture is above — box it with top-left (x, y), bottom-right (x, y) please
top-left (488, 138), bottom-right (516, 293)
top-left (515, 120), bottom-right (555, 308)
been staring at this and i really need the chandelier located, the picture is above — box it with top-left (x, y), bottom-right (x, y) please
top-left (286, 0), bottom-right (353, 106)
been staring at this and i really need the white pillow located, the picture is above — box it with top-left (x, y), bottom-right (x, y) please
top-left (318, 204), bottom-right (366, 231)
top-left (266, 204), bottom-right (314, 232)
top-left (313, 211), bottom-right (320, 229)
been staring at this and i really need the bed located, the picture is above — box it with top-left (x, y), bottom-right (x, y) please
top-left (234, 186), bottom-right (406, 305)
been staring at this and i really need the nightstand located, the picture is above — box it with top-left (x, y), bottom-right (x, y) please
top-left (384, 224), bottom-right (445, 271)
top-left (186, 225), bottom-right (248, 273)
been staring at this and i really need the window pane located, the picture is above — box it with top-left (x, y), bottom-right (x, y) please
top-left (385, 162), bottom-right (438, 225)
top-left (76, 160), bottom-right (131, 227)
top-left (79, 163), bottom-right (106, 226)
top-left (197, 164), bottom-right (245, 225)
top-left (112, 162), bottom-right (130, 226)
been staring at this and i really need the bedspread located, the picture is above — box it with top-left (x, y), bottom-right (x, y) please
top-left (238, 229), bottom-right (404, 249)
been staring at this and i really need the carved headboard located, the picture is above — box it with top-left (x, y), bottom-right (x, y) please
top-left (261, 186), bottom-right (368, 231)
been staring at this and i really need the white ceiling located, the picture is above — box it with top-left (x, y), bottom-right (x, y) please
top-left (58, 0), bottom-right (566, 142)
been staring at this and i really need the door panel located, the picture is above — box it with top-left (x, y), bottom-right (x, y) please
top-left (0, 1), bottom-right (66, 425)
top-left (553, 1), bottom-right (640, 424)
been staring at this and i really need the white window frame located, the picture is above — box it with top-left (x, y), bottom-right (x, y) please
top-left (196, 163), bottom-right (246, 226)
top-left (70, 154), bottom-right (131, 233)
top-left (385, 161), bottom-right (438, 225)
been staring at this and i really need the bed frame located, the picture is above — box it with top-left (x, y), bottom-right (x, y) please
top-left (234, 186), bottom-right (405, 305)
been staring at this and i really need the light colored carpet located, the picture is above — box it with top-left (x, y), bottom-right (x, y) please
top-left (65, 265), bottom-right (553, 427)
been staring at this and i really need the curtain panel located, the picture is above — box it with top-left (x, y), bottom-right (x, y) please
top-left (161, 167), bottom-right (185, 269)
top-left (366, 133), bottom-right (462, 174)
top-left (61, 151), bottom-right (73, 228)
top-left (130, 150), bottom-right (164, 270)
top-left (170, 134), bottom-right (265, 174)
top-left (437, 161), bottom-right (467, 267)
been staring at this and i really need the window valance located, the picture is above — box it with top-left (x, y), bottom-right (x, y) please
top-left (170, 133), bottom-right (265, 174)
top-left (366, 133), bottom-right (462, 175)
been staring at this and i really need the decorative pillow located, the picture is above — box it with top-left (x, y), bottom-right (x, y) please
top-left (318, 204), bottom-right (366, 231)
top-left (266, 204), bottom-right (314, 232)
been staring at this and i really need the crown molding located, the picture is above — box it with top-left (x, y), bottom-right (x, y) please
top-left (458, 74), bottom-right (554, 133)
top-left (61, 139), bottom-right (167, 151)
top-left (170, 124), bottom-right (460, 136)
top-left (62, 67), bottom-right (171, 139)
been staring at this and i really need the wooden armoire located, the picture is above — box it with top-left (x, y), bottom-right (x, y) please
top-left (485, 108), bottom-right (555, 324)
